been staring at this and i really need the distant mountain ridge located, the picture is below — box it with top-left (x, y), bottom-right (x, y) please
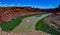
top-left (40, 5), bottom-right (60, 13)
top-left (0, 5), bottom-right (60, 23)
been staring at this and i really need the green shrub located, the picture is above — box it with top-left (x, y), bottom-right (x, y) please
top-left (35, 18), bottom-right (60, 35)
top-left (0, 17), bottom-right (22, 32)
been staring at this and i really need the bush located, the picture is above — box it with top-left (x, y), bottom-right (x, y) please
top-left (0, 17), bottom-right (22, 32)
top-left (35, 18), bottom-right (60, 35)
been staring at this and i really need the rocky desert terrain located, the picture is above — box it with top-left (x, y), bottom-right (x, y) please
top-left (44, 12), bottom-right (60, 32)
top-left (0, 27), bottom-right (50, 35)
top-left (0, 5), bottom-right (60, 35)
top-left (0, 7), bottom-right (43, 23)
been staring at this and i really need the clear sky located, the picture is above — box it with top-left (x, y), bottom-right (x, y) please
top-left (0, 0), bottom-right (60, 8)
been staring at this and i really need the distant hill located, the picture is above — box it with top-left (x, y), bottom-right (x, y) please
top-left (0, 6), bottom-right (43, 23)
top-left (40, 5), bottom-right (60, 13)
top-left (0, 5), bottom-right (60, 23)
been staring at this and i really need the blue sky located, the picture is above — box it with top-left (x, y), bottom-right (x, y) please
top-left (0, 0), bottom-right (60, 8)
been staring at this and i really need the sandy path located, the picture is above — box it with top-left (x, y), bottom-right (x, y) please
top-left (12, 14), bottom-right (51, 33)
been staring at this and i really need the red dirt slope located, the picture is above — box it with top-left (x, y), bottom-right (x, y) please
top-left (0, 7), bottom-right (43, 23)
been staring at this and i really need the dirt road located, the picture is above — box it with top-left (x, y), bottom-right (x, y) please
top-left (12, 14), bottom-right (51, 33)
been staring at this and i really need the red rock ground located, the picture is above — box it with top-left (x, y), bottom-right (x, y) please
top-left (0, 7), bottom-right (43, 23)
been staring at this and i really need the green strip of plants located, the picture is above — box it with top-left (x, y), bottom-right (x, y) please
top-left (35, 17), bottom-right (60, 35)
top-left (0, 15), bottom-right (37, 32)
top-left (0, 18), bottom-right (21, 32)
top-left (0, 16), bottom-right (28, 32)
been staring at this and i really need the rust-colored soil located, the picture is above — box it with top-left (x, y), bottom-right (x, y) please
top-left (0, 7), bottom-right (43, 23)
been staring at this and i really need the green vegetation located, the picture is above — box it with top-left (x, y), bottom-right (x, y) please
top-left (0, 15), bottom-right (38, 32)
top-left (35, 17), bottom-right (60, 35)
top-left (0, 16), bottom-right (28, 32)
top-left (0, 18), bottom-right (21, 32)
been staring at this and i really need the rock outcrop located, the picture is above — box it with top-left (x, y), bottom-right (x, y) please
top-left (0, 7), bottom-right (43, 23)
top-left (44, 12), bottom-right (60, 32)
